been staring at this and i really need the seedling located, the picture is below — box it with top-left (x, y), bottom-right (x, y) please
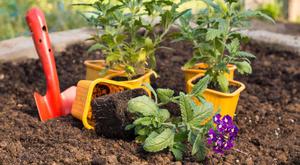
top-left (126, 76), bottom-right (238, 160)
top-left (176, 0), bottom-right (274, 92)
top-left (81, 0), bottom-right (189, 79)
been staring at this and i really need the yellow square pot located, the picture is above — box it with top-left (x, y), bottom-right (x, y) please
top-left (182, 63), bottom-right (236, 83)
top-left (187, 74), bottom-right (245, 118)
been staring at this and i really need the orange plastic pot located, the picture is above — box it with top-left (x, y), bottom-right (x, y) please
top-left (84, 60), bottom-right (124, 80)
top-left (187, 73), bottom-right (245, 118)
top-left (104, 70), bottom-right (156, 88)
top-left (71, 78), bottom-right (150, 130)
top-left (182, 63), bottom-right (236, 83)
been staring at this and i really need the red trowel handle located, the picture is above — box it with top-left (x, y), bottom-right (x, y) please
top-left (26, 8), bottom-right (62, 119)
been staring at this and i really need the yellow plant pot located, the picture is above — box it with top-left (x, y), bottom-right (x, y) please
top-left (71, 78), bottom-right (150, 130)
top-left (181, 63), bottom-right (237, 83)
top-left (105, 70), bottom-right (156, 88)
top-left (84, 60), bottom-right (124, 80)
top-left (187, 74), bottom-right (245, 118)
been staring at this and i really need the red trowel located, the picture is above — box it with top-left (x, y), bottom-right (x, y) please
top-left (26, 8), bottom-right (76, 121)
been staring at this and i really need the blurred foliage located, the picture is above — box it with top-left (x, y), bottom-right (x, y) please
top-left (0, 0), bottom-right (91, 40)
top-left (256, 0), bottom-right (283, 20)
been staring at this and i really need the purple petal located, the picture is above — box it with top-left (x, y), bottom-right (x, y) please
top-left (229, 125), bottom-right (239, 138)
top-left (224, 140), bottom-right (234, 150)
top-left (213, 114), bottom-right (222, 124)
top-left (217, 123), bottom-right (225, 133)
top-left (213, 146), bottom-right (224, 154)
top-left (222, 115), bottom-right (233, 125)
top-left (207, 128), bottom-right (217, 142)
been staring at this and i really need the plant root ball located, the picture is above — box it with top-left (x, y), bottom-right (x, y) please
top-left (92, 88), bottom-right (148, 139)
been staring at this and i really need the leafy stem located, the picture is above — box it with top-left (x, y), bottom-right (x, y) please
top-left (127, 75), bottom-right (215, 161)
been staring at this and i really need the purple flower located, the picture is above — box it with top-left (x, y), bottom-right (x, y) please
top-left (207, 114), bottom-right (238, 154)
top-left (213, 114), bottom-right (221, 124)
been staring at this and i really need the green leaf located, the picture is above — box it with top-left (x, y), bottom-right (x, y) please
top-left (170, 142), bottom-right (186, 161)
top-left (217, 74), bottom-right (229, 93)
top-left (235, 61), bottom-right (252, 74)
top-left (170, 148), bottom-right (183, 161)
top-left (257, 11), bottom-right (275, 24)
top-left (206, 28), bottom-right (223, 41)
top-left (227, 38), bottom-right (240, 55)
top-left (157, 88), bottom-right (174, 104)
top-left (174, 131), bottom-right (188, 142)
top-left (190, 104), bottom-right (213, 127)
top-left (101, 34), bottom-right (115, 47)
top-left (149, 53), bottom-right (156, 69)
top-left (128, 96), bottom-right (158, 116)
top-left (191, 75), bottom-right (210, 96)
top-left (179, 93), bottom-right (194, 123)
top-left (194, 141), bottom-right (206, 161)
top-left (125, 65), bottom-right (135, 74)
top-left (158, 109), bottom-right (170, 122)
top-left (125, 124), bottom-right (135, 130)
top-left (237, 51), bottom-right (256, 58)
top-left (161, 10), bottom-right (173, 29)
top-left (143, 129), bottom-right (175, 152)
top-left (145, 37), bottom-right (154, 50)
top-left (144, 83), bottom-right (158, 103)
top-left (106, 52), bottom-right (121, 63)
top-left (133, 117), bottom-right (152, 126)
top-left (192, 133), bottom-right (203, 155)
top-left (88, 43), bottom-right (106, 52)
top-left (184, 58), bottom-right (198, 68)
top-left (137, 127), bottom-right (150, 136)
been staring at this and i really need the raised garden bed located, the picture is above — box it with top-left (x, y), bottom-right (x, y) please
top-left (0, 40), bottom-right (299, 164)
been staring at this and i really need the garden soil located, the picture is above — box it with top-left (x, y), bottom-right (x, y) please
top-left (0, 40), bottom-right (299, 164)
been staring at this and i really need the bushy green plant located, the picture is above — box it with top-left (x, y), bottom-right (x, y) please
top-left (126, 76), bottom-right (217, 161)
top-left (0, 0), bottom-right (87, 41)
top-left (84, 0), bottom-right (189, 78)
top-left (256, 0), bottom-right (283, 20)
top-left (175, 0), bottom-right (274, 92)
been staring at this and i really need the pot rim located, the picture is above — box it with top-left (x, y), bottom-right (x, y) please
top-left (105, 69), bottom-right (155, 83)
top-left (181, 63), bottom-right (237, 73)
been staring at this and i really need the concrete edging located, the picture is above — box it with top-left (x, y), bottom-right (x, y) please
top-left (1, 28), bottom-right (300, 62)
top-left (241, 30), bottom-right (300, 55)
top-left (0, 27), bottom-right (94, 61)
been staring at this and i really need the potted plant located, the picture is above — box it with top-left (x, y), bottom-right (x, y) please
top-left (175, 0), bottom-right (274, 84)
top-left (126, 77), bottom-right (239, 161)
top-left (177, 0), bottom-right (274, 117)
top-left (80, 0), bottom-right (189, 87)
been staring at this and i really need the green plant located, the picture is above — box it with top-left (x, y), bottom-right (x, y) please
top-left (256, 0), bottom-right (283, 20)
top-left (84, 0), bottom-right (189, 78)
top-left (175, 0), bottom-right (274, 92)
top-left (0, 0), bottom-right (87, 41)
top-left (126, 76), bottom-right (218, 161)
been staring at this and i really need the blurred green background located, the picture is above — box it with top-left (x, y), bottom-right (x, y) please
top-left (0, 0), bottom-right (297, 41)
top-left (0, 0), bottom-right (211, 41)
top-left (0, 0), bottom-right (98, 41)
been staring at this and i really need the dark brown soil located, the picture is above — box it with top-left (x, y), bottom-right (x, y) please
top-left (92, 88), bottom-right (147, 139)
top-left (111, 74), bottom-right (143, 81)
top-left (0, 39), bottom-right (299, 164)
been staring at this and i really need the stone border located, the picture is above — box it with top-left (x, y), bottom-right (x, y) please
top-left (0, 28), bottom-right (94, 61)
top-left (241, 30), bottom-right (300, 55)
top-left (1, 28), bottom-right (300, 62)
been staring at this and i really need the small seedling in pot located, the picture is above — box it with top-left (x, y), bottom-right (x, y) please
top-left (126, 76), bottom-right (238, 161)
top-left (80, 0), bottom-right (189, 79)
top-left (176, 0), bottom-right (274, 92)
